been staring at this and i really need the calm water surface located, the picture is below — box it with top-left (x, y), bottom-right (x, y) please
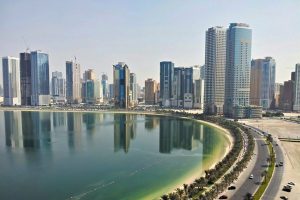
top-left (0, 111), bottom-right (229, 200)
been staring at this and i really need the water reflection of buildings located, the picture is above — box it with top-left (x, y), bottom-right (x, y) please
top-left (114, 114), bottom-right (137, 153)
top-left (144, 115), bottom-right (159, 130)
top-left (4, 111), bottom-right (51, 149)
top-left (67, 112), bottom-right (83, 149)
top-left (159, 117), bottom-right (203, 153)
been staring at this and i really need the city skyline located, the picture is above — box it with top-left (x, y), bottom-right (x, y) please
top-left (1, 1), bottom-right (300, 86)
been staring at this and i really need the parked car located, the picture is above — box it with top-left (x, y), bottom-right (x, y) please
top-left (219, 195), bottom-right (228, 199)
top-left (280, 196), bottom-right (288, 200)
top-left (228, 186), bottom-right (236, 190)
top-left (282, 185), bottom-right (291, 192)
top-left (288, 182), bottom-right (295, 186)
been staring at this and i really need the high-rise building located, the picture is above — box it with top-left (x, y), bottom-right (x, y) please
top-left (204, 26), bottom-right (227, 114)
top-left (113, 62), bottom-right (130, 108)
top-left (66, 60), bottom-right (81, 104)
top-left (194, 79), bottom-right (205, 109)
top-left (2, 56), bottom-right (21, 105)
top-left (20, 52), bottom-right (32, 105)
top-left (274, 83), bottom-right (282, 109)
top-left (250, 57), bottom-right (276, 109)
top-left (109, 83), bottom-right (114, 100)
top-left (145, 78), bottom-right (157, 105)
top-left (101, 74), bottom-right (109, 101)
top-left (280, 72), bottom-right (295, 111)
top-left (51, 71), bottom-right (66, 104)
top-left (224, 23), bottom-right (252, 117)
top-left (130, 73), bottom-right (138, 106)
top-left (31, 51), bottom-right (50, 106)
top-left (293, 64), bottom-right (300, 111)
top-left (172, 67), bottom-right (193, 108)
top-left (82, 69), bottom-right (102, 104)
top-left (160, 61), bottom-right (174, 107)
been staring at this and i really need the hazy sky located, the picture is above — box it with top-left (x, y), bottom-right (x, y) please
top-left (1, 0), bottom-right (300, 85)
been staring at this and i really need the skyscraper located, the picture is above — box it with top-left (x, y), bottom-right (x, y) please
top-left (2, 56), bottom-right (21, 106)
top-left (31, 51), bottom-right (50, 106)
top-left (280, 72), bottom-right (295, 111)
top-left (101, 74), bottom-right (109, 101)
top-left (160, 61), bottom-right (174, 107)
top-left (82, 69), bottom-right (102, 104)
top-left (293, 64), bottom-right (300, 111)
top-left (250, 57), bottom-right (276, 109)
top-left (145, 78), bottom-right (157, 105)
top-left (20, 52), bottom-right (32, 105)
top-left (51, 71), bottom-right (66, 104)
top-left (204, 26), bottom-right (227, 114)
top-left (224, 23), bottom-right (252, 117)
top-left (113, 62), bottom-right (130, 108)
top-left (130, 73), bottom-right (137, 106)
top-left (66, 60), bottom-right (81, 104)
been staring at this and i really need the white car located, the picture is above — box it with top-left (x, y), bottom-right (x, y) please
top-left (249, 174), bottom-right (254, 179)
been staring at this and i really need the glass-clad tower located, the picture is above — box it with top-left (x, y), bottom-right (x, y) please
top-left (20, 52), bottom-right (32, 105)
top-left (2, 56), bottom-right (21, 106)
top-left (224, 23), bottom-right (252, 117)
top-left (31, 51), bottom-right (50, 106)
top-left (113, 62), bottom-right (130, 108)
top-left (160, 61), bottom-right (174, 107)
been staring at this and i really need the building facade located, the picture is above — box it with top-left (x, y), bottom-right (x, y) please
top-left (113, 62), bottom-right (130, 108)
top-left (2, 56), bottom-right (21, 106)
top-left (130, 73), bottom-right (138, 106)
top-left (224, 23), bottom-right (252, 117)
top-left (20, 52), bottom-right (32, 105)
top-left (51, 71), bottom-right (66, 104)
top-left (145, 78), bottom-right (157, 105)
top-left (204, 26), bottom-right (227, 114)
top-left (293, 64), bottom-right (300, 111)
top-left (31, 51), bottom-right (50, 106)
top-left (66, 60), bottom-right (81, 104)
top-left (250, 57), bottom-right (276, 109)
top-left (160, 61), bottom-right (174, 107)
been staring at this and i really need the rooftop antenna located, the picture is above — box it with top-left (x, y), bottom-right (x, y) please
top-left (22, 36), bottom-right (30, 52)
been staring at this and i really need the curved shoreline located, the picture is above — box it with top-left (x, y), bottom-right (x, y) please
top-left (0, 107), bottom-right (234, 199)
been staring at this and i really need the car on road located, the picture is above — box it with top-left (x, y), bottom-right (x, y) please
top-left (275, 164), bottom-right (279, 167)
top-left (288, 182), bottom-right (295, 186)
top-left (249, 174), bottom-right (254, 179)
top-left (219, 195), bottom-right (228, 199)
top-left (280, 196), bottom-right (288, 200)
top-left (228, 186), bottom-right (236, 190)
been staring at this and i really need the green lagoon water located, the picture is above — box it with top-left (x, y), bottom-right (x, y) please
top-left (0, 111), bottom-right (229, 200)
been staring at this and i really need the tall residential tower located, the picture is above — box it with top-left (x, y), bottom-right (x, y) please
top-left (66, 60), bottom-right (81, 104)
top-left (204, 26), bottom-right (227, 114)
top-left (224, 23), bottom-right (252, 117)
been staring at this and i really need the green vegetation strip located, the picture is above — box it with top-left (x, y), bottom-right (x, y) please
top-left (253, 141), bottom-right (275, 200)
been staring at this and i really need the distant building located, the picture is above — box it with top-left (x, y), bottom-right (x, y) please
top-left (250, 57), bottom-right (276, 109)
top-left (101, 74), bottom-right (109, 101)
top-left (194, 79), bottom-right (204, 109)
top-left (109, 83), bottom-right (114, 100)
top-left (113, 62), bottom-right (130, 108)
top-left (31, 51), bottom-right (50, 106)
top-left (66, 60), bottom-right (82, 104)
top-left (160, 61), bottom-right (174, 107)
top-left (130, 73), bottom-right (138, 106)
top-left (20, 52), bottom-right (32, 105)
top-left (224, 23), bottom-right (252, 118)
top-left (280, 72), bottom-right (295, 111)
top-left (293, 64), bottom-right (300, 111)
top-left (145, 78), bottom-right (157, 105)
top-left (51, 71), bottom-right (66, 104)
top-left (82, 69), bottom-right (102, 104)
top-left (204, 26), bottom-right (227, 114)
top-left (274, 83), bottom-right (283, 109)
top-left (2, 56), bottom-right (21, 105)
